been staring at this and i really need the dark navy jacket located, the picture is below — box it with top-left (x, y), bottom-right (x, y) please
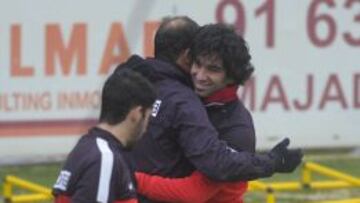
top-left (206, 99), bottom-right (256, 154)
top-left (122, 55), bottom-right (276, 185)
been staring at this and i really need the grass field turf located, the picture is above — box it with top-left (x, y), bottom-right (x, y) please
top-left (1, 156), bottom-right (359, 203)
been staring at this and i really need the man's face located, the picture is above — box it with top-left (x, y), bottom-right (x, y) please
top-left (128, 108), bottom-right (152, 148)
top-left (191, 55), bottom-right (229, 97)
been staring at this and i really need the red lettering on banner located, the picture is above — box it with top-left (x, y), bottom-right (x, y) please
top-left (10, 25), bottom-right (34, 77)
top-left (319, 74), bottom-right (348, 109)
top-left (216, 0), bottom-right (246, 35)
top-left (25, 92), bottom-right (52, 111)
top-left (255, 0), bottom-right (275, 47)
top-left (143, 21), bottom-right (160, 57)
top-left (57, 91), bottom-right (100, 110)
top-left (293, 74), bottom-right (314, 111)
top-left (12, 93), bottom-right (21, 110)
top-left (261, 75), bottom-right (290, 111)
top-left (45, 23), bottom-right (87, 76)
top-left (307, 0), bottom-right (337, 48)
top-left (0, 94), bottom-right (13, 112)
top-left (238, 77), bottom-right (256, 111)
top-left (0, 92), bottom-right (52, 112)
top-left (354, 73), bottom-right (360, 108)
top-left (98, 23), bottom-right (130, 75)
top-left (343, 0), bottom-right (360, 46)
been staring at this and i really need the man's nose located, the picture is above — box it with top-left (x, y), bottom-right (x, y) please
top-left (195, 68), bottom-right (207, 81)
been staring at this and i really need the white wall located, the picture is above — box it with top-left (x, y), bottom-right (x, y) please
top-left (0, 0), bottom-right (359, 160)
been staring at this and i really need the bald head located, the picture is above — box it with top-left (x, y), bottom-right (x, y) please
top-left (154, 16), bottom-right (199, 64)
top-left (161, 16), bottom-right (192, 29)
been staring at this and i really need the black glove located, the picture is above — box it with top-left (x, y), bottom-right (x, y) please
top-left (279, 148), bottom-right (303, 172)
top-left (270, 138), bottom-right (303, 173)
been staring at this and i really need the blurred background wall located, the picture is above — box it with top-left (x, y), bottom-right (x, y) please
top-left (0, 0), bottom-right (359, 163)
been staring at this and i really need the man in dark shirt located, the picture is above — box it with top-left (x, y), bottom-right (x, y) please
top-left (52, 69), bottom-right (156, 203)
top-left (125, 17), bottom-right (302, 202)
top-left (134, 23), bottom-right (302, 203)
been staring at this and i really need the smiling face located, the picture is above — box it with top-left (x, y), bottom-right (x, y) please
top-left (191, 55), bottom-right (233, 97)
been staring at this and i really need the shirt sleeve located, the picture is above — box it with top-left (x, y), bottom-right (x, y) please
top-left (68, 156), bottom-right (104, 202)
top-left (52, 139), bottom-right (103, 202)
top-left (136, 171), bottom-right (221, 203)
top-left (53, 137), bottom-right (138, 203)
top-left (70, 155), bottom-right (137, 203)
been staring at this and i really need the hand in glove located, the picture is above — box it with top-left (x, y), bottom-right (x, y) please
top-left (270, 138), bottom-right (303, 173)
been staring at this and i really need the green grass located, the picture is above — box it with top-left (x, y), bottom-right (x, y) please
top-left (1, 157), bottom-right (359, 203)
top-left (245, 157), bottom-right (360, 203)
top-left (0, 163), bottom-right (61, 188)
top-left (0, 163), bottom-right (61, 203)
top-left (259, 157), bottom-right (360, 183)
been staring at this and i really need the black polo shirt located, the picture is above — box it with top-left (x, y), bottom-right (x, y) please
top-left (53, 127), bottom-right (137, 203)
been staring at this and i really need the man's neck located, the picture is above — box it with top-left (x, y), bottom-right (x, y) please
top-left (97, 123), bottom-right (130, 147)
top-left (203, 85), bottom-right (239, 104)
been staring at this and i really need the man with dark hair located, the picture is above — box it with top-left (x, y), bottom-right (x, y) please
top-left (154, 16), bottom-right (198, 71)
top-left (126, 17), bottom-right (302, 203)
top-left (134, 24), bottom-right (302, 203)
top-left (52, 68), bottom-right (156, 203)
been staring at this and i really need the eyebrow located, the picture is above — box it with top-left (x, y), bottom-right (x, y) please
top-left (207, 64), bottom-right (224, 70)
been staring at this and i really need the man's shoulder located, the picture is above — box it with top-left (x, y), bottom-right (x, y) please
top-left (72, 134), bottom-right (98, 154)
top-left (232, 100), bottom-right (252, 118)
top-left (158, 82), bottom-right (204, 115)
top-left (71, 133), bottom-right (123, 162)
top-left (68, 135), bottom-right (102, 163)
top-left (161, 80), bottom-right (196, 96)
top-left (208, 100), bottom-right (253, 126)
top-left (149, 81), bottom-right (209, 129)
top-left (223, 101), bottom-right (254, 131)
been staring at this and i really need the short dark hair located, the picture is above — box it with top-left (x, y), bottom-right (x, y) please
top-left (190, 23), bottom-right (254, 85)
top-left (99, 69), bottom-right (156, 125)
top-left (154, 16), bottom-right (199, 63)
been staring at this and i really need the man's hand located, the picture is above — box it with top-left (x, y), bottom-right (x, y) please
top-left (270, 138), bottom-right (303, 173)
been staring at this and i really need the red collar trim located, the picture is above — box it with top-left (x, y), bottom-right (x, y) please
top-left (204, 85), bottom-right (238, 104)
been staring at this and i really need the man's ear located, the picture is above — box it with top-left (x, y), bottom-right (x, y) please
top-left (183, 49), bottom-right (191, 65)
top-left (176, 49), bottom-right (192, 73)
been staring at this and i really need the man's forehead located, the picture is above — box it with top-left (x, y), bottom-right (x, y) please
top-left (196, 54), bottom-right (223, 67)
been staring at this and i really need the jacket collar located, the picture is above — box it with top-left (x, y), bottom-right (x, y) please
top-left (204, 85), bottom-right (238, 106)
top-left (146, 57), bottom-right (193, 88)
top-left (90, 127), bottom-right (127, 150)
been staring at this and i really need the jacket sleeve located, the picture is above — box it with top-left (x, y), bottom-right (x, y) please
top-left (172, 93), bottom-right (277, 181)
top-left (135, 171), bottom-right (221, 203)
top-left (220, 125), bottom-right (256, 153)
top-left (219, 107), bottom-right (256, 153)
